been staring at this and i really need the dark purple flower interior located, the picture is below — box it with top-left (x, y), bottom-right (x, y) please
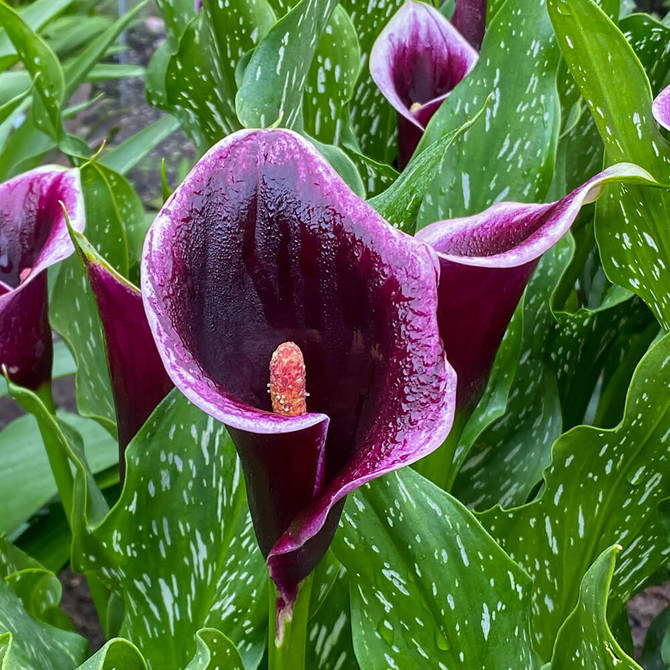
top-left (0, 172), bottom-right (69, 290)
top-left (391, 17), bottom-right (473, 109)
top-left (163, 138), bottom-right (404, 482)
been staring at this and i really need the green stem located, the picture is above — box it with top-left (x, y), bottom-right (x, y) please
top-left (413, 410), bottom-right (470, 492)
top-left (268, 574), bottom-right (313, 670)
top-left (34, 381), bottom-right (75, 527)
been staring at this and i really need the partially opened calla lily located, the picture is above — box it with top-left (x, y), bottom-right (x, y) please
top-left (370, 0), bottom-right (479, 167)
top-left (72, 231), bottom-right (173, 481)
top-left (416, 163), bottom-right (657, 411)
top-left (142, 129), bottom-right (456, 622)
top-left (0, 167), bottom-right (84, 392)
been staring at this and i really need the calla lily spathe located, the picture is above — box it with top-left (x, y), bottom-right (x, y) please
top-left (652, 84), bottom-right (670, 130)
top-left (0, 167), bottom-right (84, 391)
top-left (451, 0), bottom-right (487, 50)
top-left (417, 163), bottom-right (657, 410)
top-left (370, 0), bottom-right (479, 167)
top-left (142, 128), bottom-right (456, 618)
top-left (73, 232), bottom-right (173, 481)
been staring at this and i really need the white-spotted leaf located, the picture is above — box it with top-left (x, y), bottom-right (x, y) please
top-left (332, 469), bottom-right (542, 669)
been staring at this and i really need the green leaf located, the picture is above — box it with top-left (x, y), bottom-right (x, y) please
top-left (339, 0), bottom-right (405, 163)
top-left (89, 392), bottom-right (268, 670)
top-left (0, 410), bottom-right (117, 536)
top-left (164, 0), bottom-right (276, 149)
top-left (309, 137), bottom-right (365, 197)
top-left (75, 639), bottom-right (147, 669)
top-left (0, 117), bottom-right (55, 181)
top-left (306, 565), bottom-right (355, 670)
top-left (154, 0), bottom-right (196, 43)
top-left (43, 15), bottom-right (113, 59)
top-left (332, 469), bottom-right (542, 669)
top-left (548, 546), bottom-right (641, 669)
top-left (8, 382), bottom-right (110, 568)
top-left (62, 1), bottom-right (146, 102)
top-left (0, 0), bottom-right (65, 142)
top-left (549, 291), bottom-right (656, 429)
top-left (0, 582), bottom-right (87, 670)
top-left (236, 0), bottom-right (339, 129)
top-left (621, 13), bottom-right (670, 94)
top-left (480, 334), bottom-right (670, 661)
top-left (100, 115), bottom-right (180, 176)
top-left (417, 0), bottom-right (560, 224)
top-left (548, 0), bottom-right (670, 328)
top-left (303, 5), bottom-right (360, 145)
top-left (0, 0), bottom-right (75, 68)
top-left (0, 538), bottom-right (87, 669)
top-left (184, 629), bottom-right (245, 670)
top-left (369, 98), bottom-right (488, 234)
top-left (86, 63), bottom-right (145, 81)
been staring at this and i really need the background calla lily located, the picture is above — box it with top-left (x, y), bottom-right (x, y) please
top-left (652, 83), bottom-right (670, 130)
top-left (416, 163), bottom-right (657, 410)
top-left (142, 128), bottom-right (456, 619)
top-left (370, 0), bottom-right (479, 167)
top-left (0, 167), bottom-right (84, 391)
top-left (72, 231), bottom-right (173, 481)
top-left (451, 0), bottom-right (488, 50)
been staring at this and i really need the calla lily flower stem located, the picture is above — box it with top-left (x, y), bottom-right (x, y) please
top-left (268, 574), bottom-right (313, 670)
top-left (414, 410), bottom-right (469, 491)
top-left (32, 381), bottom-right (75, 527)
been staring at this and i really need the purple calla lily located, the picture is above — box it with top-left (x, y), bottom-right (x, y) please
top-left (652, 84), bottom-right (670, 131)
top-left (451, 0), bottom-right (487, 50)
top-left (370, 0), bottom-right (479, 167)
top-left (142, 128), bottom-right (456, 621)
top-left (0, 167), bottom-right (84, 391)
top-left (416, 163), bottom-right (655, 410)
top-left (73, 232), bottom-right (173, 481)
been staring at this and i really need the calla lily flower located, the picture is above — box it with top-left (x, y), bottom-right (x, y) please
top-left (142, 128), bottom-right (456, 619)
top-left (451, 0), bottom-right (487, 51)
top-left (0, 167), bottom-right (84, 391)
top-left (370, 0), bottom-right (479, 167)
top-left (72, 232), bottom-right (173, 481)
top-left (416, 163), bottom-right (656, 410)
top-left (652, 84), bottom-right (670, 131)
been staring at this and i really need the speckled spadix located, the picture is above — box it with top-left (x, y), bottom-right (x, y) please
top-left (142, 128), bottom-right (457, 621)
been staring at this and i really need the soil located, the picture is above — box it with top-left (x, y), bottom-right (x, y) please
top-left (2, 1), bottom-right (669, 663)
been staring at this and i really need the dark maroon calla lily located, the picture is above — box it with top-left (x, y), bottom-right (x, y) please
top-left (652, 84), bottom-right (670, 131)
top-left (142, 128), bottom-right (456, 620)
top-left (416, 163), bottom-right (656, 410)
top-left (370, 0), bottom-right (479, 167)
top-left (451, 0), bottom-right (487, 50)
top-left (0, 167), bottom-right (84, 391)
top-left (72, 231), bottom-right (173, 481)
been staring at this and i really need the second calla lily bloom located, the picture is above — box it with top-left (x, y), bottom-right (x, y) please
top-left (142, 129), bottom-right (456, 618)
top-left (0, 167), bottom-right (84, 391)
top-left (417, 163), bottom-right (657, 411)
top-left (370, 0), bottom-right (479, 167)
